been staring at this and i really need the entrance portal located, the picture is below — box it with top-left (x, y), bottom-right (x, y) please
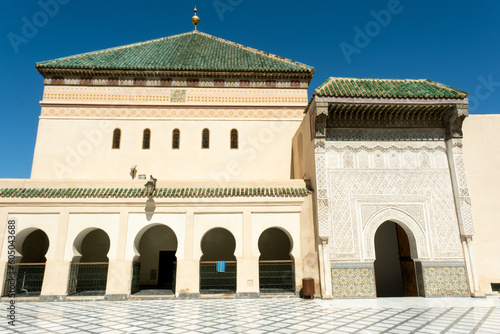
top-left (133, 225), bottom-right (177, 295)
top-left (374, 221), bottom-right (418, 297)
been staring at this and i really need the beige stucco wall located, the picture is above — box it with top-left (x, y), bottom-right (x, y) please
top-left (0, 179), bottom-right (318, 297)
top-left (31, 85), bottom-right (309, 181)
top-left (462, 114), bottom-right (500, 294)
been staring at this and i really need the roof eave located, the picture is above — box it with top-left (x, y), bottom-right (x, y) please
top-left (313, 95), bottom-right (469, 105)
top-left (35, 66), bottom-right (315, 82)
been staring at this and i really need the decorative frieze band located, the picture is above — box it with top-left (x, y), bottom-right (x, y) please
top-left (41, 86), bottom-right (308, 106)
top-left (44, 77), bottom-right (309, 89)
top-left (40, 107), bottom-right (305, 119)
top-left (325, 143), bottom-right (446, 153)
top-left (326, 128), bottom-right (446, 141)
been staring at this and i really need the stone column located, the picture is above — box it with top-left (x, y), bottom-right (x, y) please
top-left (314, 102), bottom-right (332, 298)
top-left (445, 104), bottom-right (478, 295)
top-left (319, 237), bottom-right (332, 298)
top-left (40, 211), bottom-right (70, 301)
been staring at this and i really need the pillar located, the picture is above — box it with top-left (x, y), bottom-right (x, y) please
top-left (105, 210), bottom-right (132, 300)
top-left (177, 210), bottom-right (199, 298)
top-left (40, 211), bottom-right (70, 301)
top-left (236, 210), bottom-right (259, 298)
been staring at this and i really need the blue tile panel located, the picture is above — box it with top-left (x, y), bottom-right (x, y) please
top-left (422, 265), bottom-right (470, 297)
top-left (331, 267), bottom-right (376, 298)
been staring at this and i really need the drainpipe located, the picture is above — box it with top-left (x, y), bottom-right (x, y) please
top-left (465, 236), bottom-right (479, 293)
top-left (320, 237), bottom-right (330, 296)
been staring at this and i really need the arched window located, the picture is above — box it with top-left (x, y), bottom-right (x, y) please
top-left (172, 129), bottom-right (180, 149)
top-left (202, 128), bottom-right (210, 149)
top-left (112, 128), bottom-right (121, 149)
top-left (230, 129), bottom-right (238, 149)
top-left (142, 129), bottom-right (151, 149)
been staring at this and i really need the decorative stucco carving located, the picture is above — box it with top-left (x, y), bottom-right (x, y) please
top-left (363, 207), bottom-right (429, 260)
top-left (323, 142), bottom-right (463, 262)
top-left (315, 153), bottom-right (330, 237)
top-left (447, 138), bottom-right (475, 237)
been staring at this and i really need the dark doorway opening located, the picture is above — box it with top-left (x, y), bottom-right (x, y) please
top-left (132, 225), bottom-right (178, 295)
top-left (374, 221), bottom-right (418, 297)
top-left (158, 251), bottom-right (176, 290)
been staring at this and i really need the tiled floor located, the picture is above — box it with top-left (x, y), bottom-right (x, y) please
top-left (1, 296), bottom-right (499, 333)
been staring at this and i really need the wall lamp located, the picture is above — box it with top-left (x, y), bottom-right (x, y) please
top-left (144, 175), bottom-right (157, 196)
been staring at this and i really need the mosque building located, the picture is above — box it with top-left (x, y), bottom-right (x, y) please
top-left (1, 9), bottom-right (499, 300)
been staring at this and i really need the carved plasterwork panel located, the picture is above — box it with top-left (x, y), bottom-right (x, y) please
top-left (315, 153), bottom-right (330, 237)
top-left (326, 141), bottom-right (463, 262)
top-left (170, 89), bottom-right (186, 103)
top-left (448, 138), bottom-right (475, 236)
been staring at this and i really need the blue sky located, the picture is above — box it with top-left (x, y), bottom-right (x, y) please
top-left (1, 0), bottom-right (499, 178)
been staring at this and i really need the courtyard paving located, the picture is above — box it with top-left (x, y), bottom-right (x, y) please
top-left (1, 296), bottom-right (499, 333)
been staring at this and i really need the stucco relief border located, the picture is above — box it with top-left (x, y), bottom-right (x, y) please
top-left (363, 206), bottom-right (431, 261)
top-left (40, 107), bottom-right (305, 119)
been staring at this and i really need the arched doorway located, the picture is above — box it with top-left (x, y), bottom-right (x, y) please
top-left (199, 228), bottom-right (236, 294)
top-left (132, 225), bottom-right (178, 295)
top-left (374, 221), bottom-right (418, 297)
top-left (258, 228), bottom-right (295, 293)
top-left (2, 229), bottom-right (49, 297)
top-left (68, 229), bottom-right (110, 296)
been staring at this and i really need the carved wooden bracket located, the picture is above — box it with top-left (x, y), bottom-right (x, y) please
top-left (445, 104), bottom-right (468, 139)
top-left (315, 103), bottom-right (329, 138)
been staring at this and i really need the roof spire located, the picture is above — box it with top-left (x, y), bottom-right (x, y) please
top-left (192, 6), bottom-right (200, 31)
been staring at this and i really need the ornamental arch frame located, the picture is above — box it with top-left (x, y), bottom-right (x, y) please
top-left (364, 206), bottom-right (430, 261)
top-left (132, 222), bottom-right (179, 262)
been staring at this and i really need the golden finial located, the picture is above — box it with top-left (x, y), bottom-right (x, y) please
top-left (192, 6), bottom-right (200, 30)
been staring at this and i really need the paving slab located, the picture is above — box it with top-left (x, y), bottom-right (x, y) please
top-left (0, 297), bottom-right (499, 333)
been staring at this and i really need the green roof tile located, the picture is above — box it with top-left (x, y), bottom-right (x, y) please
top-left (0, 187), bottom-right (311, 199)
top-left (313, 77), bottom-right (468, 99)
top-left (36, 31), bottom-right (313, 74)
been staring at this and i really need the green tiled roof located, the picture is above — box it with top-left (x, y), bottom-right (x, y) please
top-left (0, 187), bottom-right (310, 199)
top-left (36, 31), bottom-right (313, 74)
top-left (314, 77), bottom-right (468, 99)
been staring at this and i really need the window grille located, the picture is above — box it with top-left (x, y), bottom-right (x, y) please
top-left (142, 129), bottom-right (151, 149)
top-left (172, 129), bottom-right (180, 149)
top-left (230, 129), bottom-right (238, 149)
top-left (202, 128), bottom-right (210, 149)
top-left (112, 129), bottom-right (121, 149)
